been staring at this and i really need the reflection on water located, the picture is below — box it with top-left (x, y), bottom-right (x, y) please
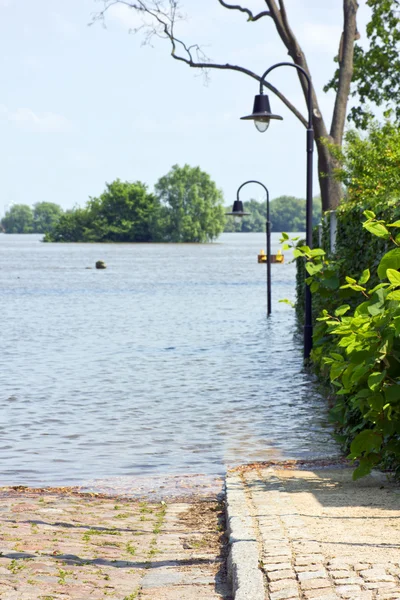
top-left (0, 233), bottom-right (338, 487)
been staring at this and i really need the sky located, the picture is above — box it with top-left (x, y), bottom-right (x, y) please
top-left (0, 0), bottom-right (372, 215)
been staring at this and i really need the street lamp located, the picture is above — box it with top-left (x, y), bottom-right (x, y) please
top-left (226, 180), bottom-right (272, 316)
top-left (241, 62), bottom-right (314, 360)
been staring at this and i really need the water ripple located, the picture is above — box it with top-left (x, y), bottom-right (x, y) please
top-left (0, 232), bottom-right (338, 487)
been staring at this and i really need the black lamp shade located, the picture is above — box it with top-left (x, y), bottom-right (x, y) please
top-left (240, 94), bottom-right (283, 122)
top-left (225, 200), bottom-right (250, 217)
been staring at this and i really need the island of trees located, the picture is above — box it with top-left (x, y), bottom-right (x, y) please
top-left (0, 164), bottom-right (321, 241)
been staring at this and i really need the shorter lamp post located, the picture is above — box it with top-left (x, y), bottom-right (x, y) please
top-left (226, 180), bottom-right (272, 316)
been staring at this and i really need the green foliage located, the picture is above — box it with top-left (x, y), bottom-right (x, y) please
top-left (331, 122), bottom-right (400, 204)
top-left (289, 212), bottom-right (400, 480)
top-left (1, 203), bottom-right (63, 234)
top-left (155, 164), bottom-right (225, 243)
top-left (1, 204), bottom-right (34, 233)
top-left (45, 165), bottom-right (225, 243)
top-left (325, 0), bottom-right (400, 128)
top-left (293, 122), bottom-right (400, 478)
top-left (224, 196), bottom-right (321, 233)
top-left (33, 202), bottom-right (63, 234)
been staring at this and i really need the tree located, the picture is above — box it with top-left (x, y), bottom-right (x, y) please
top-left (326, 0), bottom-right (400, 129)
top-left (330, 120), bottom-right (400, 206)
top-left (88, 179), bottom-right (161, 242)
top-left (155, 164), bottom-right (225, 242)
top-left (1, 204), bottom-right (33, 233)
top-left (95, 0), bottom-right (363, 212)
top-left (225, 195), bottom-right (322, 232)
top-left (33, 202), bottom-right (63, 234)
top-left (45, 207), bottom-right (94, 242)
top-left (46, 179), bottom-right (159, 242)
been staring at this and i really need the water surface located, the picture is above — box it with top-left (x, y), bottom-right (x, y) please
top-left (0, 233), bottom-right (337, 487)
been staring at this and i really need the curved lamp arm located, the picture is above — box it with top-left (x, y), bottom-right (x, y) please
top-left (236, 179), bottom-right (269, 223)
top-left (259, 62), bottom-right (313, 129)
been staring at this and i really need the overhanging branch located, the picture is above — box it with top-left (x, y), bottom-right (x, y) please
top-left (95, 0), bottom-right (307, 126)
top-left (217, 0), bottom-right (271, 22)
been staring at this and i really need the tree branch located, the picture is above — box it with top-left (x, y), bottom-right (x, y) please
top-left (217, 0), bottom-right (271, 22)
top-left (96, 0), bottom-right (307, 126)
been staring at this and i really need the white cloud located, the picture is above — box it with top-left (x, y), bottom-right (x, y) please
top-left (0, 105), bottom-right (73, 133)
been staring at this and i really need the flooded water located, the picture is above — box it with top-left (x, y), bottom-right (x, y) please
top-left (0, 233), bottom-right (338, 488)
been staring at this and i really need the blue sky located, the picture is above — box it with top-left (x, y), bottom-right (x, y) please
top-left (0, 1), bottom-right (371, 215)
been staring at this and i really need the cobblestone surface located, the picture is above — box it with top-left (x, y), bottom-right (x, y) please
top-left (227, 465), bottom-right (400, 600)
top-left (0, 488), bottom-right (231, 599)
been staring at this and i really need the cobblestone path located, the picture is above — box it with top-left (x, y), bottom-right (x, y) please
top-left (0, 488), bottom-right (231, 599)
top-left (227, 465), bottom-right (400, 600)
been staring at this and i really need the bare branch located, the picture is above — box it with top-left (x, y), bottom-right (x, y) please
top-left (95, 0), bottom-right (307, 126)
top-left (217, 0), bottom-right (271, 22)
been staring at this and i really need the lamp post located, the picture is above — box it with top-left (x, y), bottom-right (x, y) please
top-left (240, 62), bottom-right (314, 359)
top-left (226, 180), bottom-right (272, 316)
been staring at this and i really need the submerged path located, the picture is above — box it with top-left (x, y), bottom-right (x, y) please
top-left (1, 461), bottom-right (400, 599)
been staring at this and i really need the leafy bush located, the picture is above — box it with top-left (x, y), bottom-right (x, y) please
top-left (288, 211), bottom-right (400, 479)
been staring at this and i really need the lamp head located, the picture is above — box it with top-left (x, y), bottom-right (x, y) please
top-left (226, 200), bottom-right (250, 223)
top-left (241, 93), bottom-right (283, 133)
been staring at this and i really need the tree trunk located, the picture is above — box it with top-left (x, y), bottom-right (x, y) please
top-left (316, 137), bottom-right (342, 212)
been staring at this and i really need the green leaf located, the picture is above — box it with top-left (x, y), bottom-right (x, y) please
top-left (279, 298), bottom-right (295, 308)
top-left (393, 316), bottom-right (400, 334)
top-left (363, 210), bottom-right (376, 220)
top-left (330, 362), bottom-right (346, 381)
top-left (309, 248), bottom-right (325, 257)
top-left (345, 276), bottom-right (357, 284)
top-left (350, 430), bottom-right (382, 456)
top-left (305, 262), bottom-right (323, 276)
top-left (378, 248), bottom-right (400, 279)
top-left (367, 394), bottom-right (385, 412)
top-left (363, 221), bottom-right (390, 239)
top-left (387, 269), bottom-right (400, 286)
top-left (387, 290), bottom-right (400, 301)
top-left (281, 232), bottom-right (289, 240)
top-left (384, 385), bottom-right (400, 404)
top-left (368, 371), bottom-right (386, 391)
top-left (352, 457), bottom-right (376, 481)
top-left (358, 269), bottom-right (370, 285)
top-left (331, 353), bottom-right (344, 362)
top-left (293, 248), bottom-right (305, 259)
top-left (334, 304), bottom-right (351, 317)
top-left (387, 220), bottom-right (400, 228)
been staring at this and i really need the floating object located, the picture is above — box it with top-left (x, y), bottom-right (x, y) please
top-left (258, 248), bottom-right (284, 264)
top-left (96, 260), bottom-right (107, 269)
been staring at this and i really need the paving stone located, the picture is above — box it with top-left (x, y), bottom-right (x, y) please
top-left (270, 578), bottom-right (299, 592)
top-left (360, 569), bottom-right (395, 582)
top-left (334, 577), bottom-right (364, 585)
top-left (300, 577), bottom-right (332, 591)
top-left (269, 588), bottom-right (300, 600)
top-left (265, 562), bottom-right (293, 572)
top-left (295, 563), bottom-right (325, 573)
top-left (335, 584), bottom-right (362, 595)
top-left (303, 592), bottom-right (338, 600)
top-left (329, 570), bottom-right (353, 579)
top-left (364, 582), bottom-right (398, 590)
top-left (268, 569), bottom-right (297, 582)
top-left (297, 570), bottom-right (326, 582)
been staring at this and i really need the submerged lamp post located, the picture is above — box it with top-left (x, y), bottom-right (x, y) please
top-left (241, 62), bottom-right (314, 359)
top-left (226, 181), bottom-right (272, 316)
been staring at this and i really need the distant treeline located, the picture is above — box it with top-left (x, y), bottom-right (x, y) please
top-left (224, 196), bottom-right (322, 233)
top-left (1, 166), bottom-right (322, 242)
